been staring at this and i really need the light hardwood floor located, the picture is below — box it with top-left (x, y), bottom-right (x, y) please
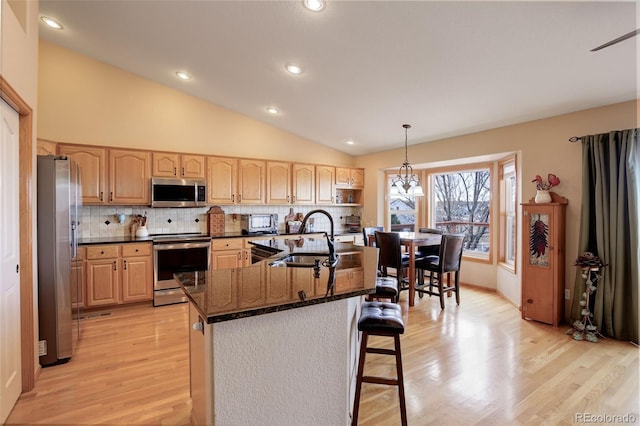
top-left (6, 288), bottom-right (639, 425)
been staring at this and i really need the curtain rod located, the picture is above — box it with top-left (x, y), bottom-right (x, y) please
top-left (568, 136), bottom-right (582, 142)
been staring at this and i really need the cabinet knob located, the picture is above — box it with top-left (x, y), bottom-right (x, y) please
top-left (123, 260), bottom-right (127, 270)
top-left (100, 192), bottom-right (104, 202)
top-left (113, 261), bottom-right (117, 271)
top-left (192, 322), bottom-right (203, 331)
top-left (527, 298), bottom-right (533, 304)
top-left (174, 167), bottom-right (177, 176)
top-left (101, 250), bottom-right (104, 255)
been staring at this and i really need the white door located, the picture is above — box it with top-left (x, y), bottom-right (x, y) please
top-left (0, 98), bottom-right (22, 423)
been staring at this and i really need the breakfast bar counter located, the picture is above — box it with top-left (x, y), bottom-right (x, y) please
top-left (174, 238), bottom-right (379, 426)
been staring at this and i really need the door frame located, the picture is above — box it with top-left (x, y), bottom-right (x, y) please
top-left (1, 76), bottom-right (36, 391)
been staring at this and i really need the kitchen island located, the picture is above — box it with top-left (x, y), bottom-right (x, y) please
top-left (175, 237), bottom-right (379, 426)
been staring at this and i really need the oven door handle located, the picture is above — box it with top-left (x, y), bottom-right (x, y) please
top-left (153, 241), bottom-right (211, 251)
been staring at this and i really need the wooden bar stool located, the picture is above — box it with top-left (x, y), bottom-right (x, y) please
top-left (352, 301), bottom-right (407, 426)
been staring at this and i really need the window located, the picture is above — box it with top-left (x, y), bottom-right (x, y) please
top-left (386, 172), bottom-right (418, 232)
top-left (499, 158), bottom-right (517, 270)
top-left (429, 167), bottom-right (491, 258)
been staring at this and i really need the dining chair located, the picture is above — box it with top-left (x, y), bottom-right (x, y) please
top-left (375, 231), bottom-right (411, 294)
top-left (416, 227), bottom-right (443, 258)
top-left (362, 227), bottom-right (383, 247)
top-left (414, 233), bottom-right (465, 309)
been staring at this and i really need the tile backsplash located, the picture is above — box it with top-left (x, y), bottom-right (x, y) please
top-left (78, 205), bottom-right (362, 238)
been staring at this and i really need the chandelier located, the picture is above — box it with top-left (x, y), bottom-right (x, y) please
top-left (391, 124), bottom-right (424, 195)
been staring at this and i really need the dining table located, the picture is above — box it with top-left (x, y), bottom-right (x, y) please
top-left (393, 231), bottom-right (442, 307)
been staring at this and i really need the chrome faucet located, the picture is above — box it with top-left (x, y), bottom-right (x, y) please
top-left (299, 209), bottom-right (337, 266)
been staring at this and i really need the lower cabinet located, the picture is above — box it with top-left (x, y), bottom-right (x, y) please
top-left (211, 238), bottom-right (251, 269)
top-left (71, 247), bottom-right (86, 309)
top-left (85, 243), bottom-right (152, 307)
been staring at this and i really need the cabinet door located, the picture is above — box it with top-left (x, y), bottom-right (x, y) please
top-left (71, 261), bottom-right (85, 309)
top-left (58, 145), bottom-right (107, 204)
top-left (152, 152), bottom-right (180, 177)
top-left (316, 165), bottom-right (335, 205)
top-left (266, 267), bottom-right (290, 303)
top-left (350, 168), bottom-right (364, 188)
top-left (238, 264), bottom-right (265, 307)
top-left (292, 164), bottom-right (315, 204)
top-left (238, 159), bottom-right (265, 204)
top-left (266, 161), bottom-right (291, 204)
top-left (181, 155), bottom-right (206, 179)
top-left (335, 167), bottom-right (351, 187)
top-left (109, 149), bottom-right (151, 205)
top-left (37, 139), bottom-right (57, 156)
top-left (522, 205), bottom-right (558, 325)
top-left (207, 156), bottom-right (237, 204)
top-left (121, 256), bottom-right (153, 302)
top-left (86, 259), bottom-right (119, 306)
top-left (212, 250), bottom-right (242, 270)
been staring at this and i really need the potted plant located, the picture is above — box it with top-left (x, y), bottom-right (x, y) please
top-left (531, 173), bottom-right (560, 203)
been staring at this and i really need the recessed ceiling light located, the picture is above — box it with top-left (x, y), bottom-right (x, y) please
top-left (286, 64), bottom-right (302, 75)
top-left (346, 139), bottom-right (355, 145)
top-left (303, 0), bottom-right (325, 12)
top-left (176, 71), bottom-right (192, 81)
top-left (266, 107), bottom-right (279, 115)
top-left (41, 16), bottom-right (63, 29)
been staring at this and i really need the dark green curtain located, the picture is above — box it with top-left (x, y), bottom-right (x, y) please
top-left (571, 129), bottom-right (639, 343)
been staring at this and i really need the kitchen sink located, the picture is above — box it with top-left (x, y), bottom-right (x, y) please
top-left (269, 253), bottom-right (332, 268)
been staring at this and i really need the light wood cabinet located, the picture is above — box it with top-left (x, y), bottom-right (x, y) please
top-left (121, 243), bottom-right (153, 303)
top-left (207, 156), bottom-right (238, 204)
top-left (109, 149), bottom-right (151, 205)
top-left (58, 144), bottom-right (108, 204)
top-left (521, 194), bottom-right (568, 327)
top-left (238, 262), bottom-right (265, 307)
top-left (316, 165), bottom-right (335, 205)
top-left (71, 247), bottom-right (86, 309)
top-left (37, 139), bottom-right (57, 156)
top-left (238, 159), bottom-right (265, 204)
top-left (85, 243), bottom-right (153, 307)
top-left (335, 167), bottom-right (364, 206)
top-left (266, 161), bottom-right (291, 204)
top-left (86, 245), bottom-right (119, 307)
top-left (266, 162), bottom-right (315, 205)
top-left (335, 252), bottom-right (364, 292)
top-left (336, 167), bottom-right (364, 188)
top-left (152, 152), bottom-right (205, 178)
top-left (292, 164), bottom-right (315, 204)
top-left (211, 238), bottom-right (245, 269)
top-left (58, 145), bottom-right (151, 205)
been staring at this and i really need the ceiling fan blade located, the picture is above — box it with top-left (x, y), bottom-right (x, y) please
top-left (590, 28), bottom-right (640, 52)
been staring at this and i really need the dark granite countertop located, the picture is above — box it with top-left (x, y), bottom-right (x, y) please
top-left (175, 239), bottom-right (379, 324)
top-left (78, 231), bottom-right (357, 245)
top-left (79, 235), bottom-right (153, 245)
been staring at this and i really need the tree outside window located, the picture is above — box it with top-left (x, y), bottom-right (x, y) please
top-left (431, 169), bottom-right (491, 256)
top-left (388, 175), bottom-right (417, 232)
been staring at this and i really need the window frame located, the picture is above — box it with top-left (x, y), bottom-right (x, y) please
top-left (424, 162), bottom-right (494, 264)
top-left (498, 156), bottom-right (517, 273)
top-left (384, 170), bottom-right (423, 232)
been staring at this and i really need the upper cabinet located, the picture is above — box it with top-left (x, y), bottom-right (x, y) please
top-left (335, 167), bottom-right (364, 188)
top-left (55, 143), bottom-right (364, 207)
top-left (152, 152), bottom-right (205, 179)
top-left (59, 144), bottom-right (150, 205)
top-left (37, 139), bottom-right (57, 156)
top-left (266, 161), bottom-right (291, 204)
top-left (335, 167), bottom-right (364, 206)
top-left (58, 144), bottom-right (108, 204)
top-left (315, 165), bottom-right (335, 205)
top-left (265, 162), bottom-right (315, 205)
top-left (207, 156), bottom-right (238, 205)
top-left (238, 159), bottom-right (265, 204)
top-left (292, 164), bottom-right (315, 205)
top-left (109, 149), bottom-right (151, 205)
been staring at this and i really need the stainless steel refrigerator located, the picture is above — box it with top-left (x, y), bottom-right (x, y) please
top-left (37, 155), bottom-right (81, 366)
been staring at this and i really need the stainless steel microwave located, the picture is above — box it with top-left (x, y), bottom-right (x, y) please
top-left (151, 177), bottom-right (207, 207)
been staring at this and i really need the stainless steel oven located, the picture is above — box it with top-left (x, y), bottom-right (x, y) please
top-left (153, 234), bottom-right (211, 306)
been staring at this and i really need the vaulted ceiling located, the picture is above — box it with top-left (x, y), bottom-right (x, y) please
top-left (38, 1), bottom-right (638, 155)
